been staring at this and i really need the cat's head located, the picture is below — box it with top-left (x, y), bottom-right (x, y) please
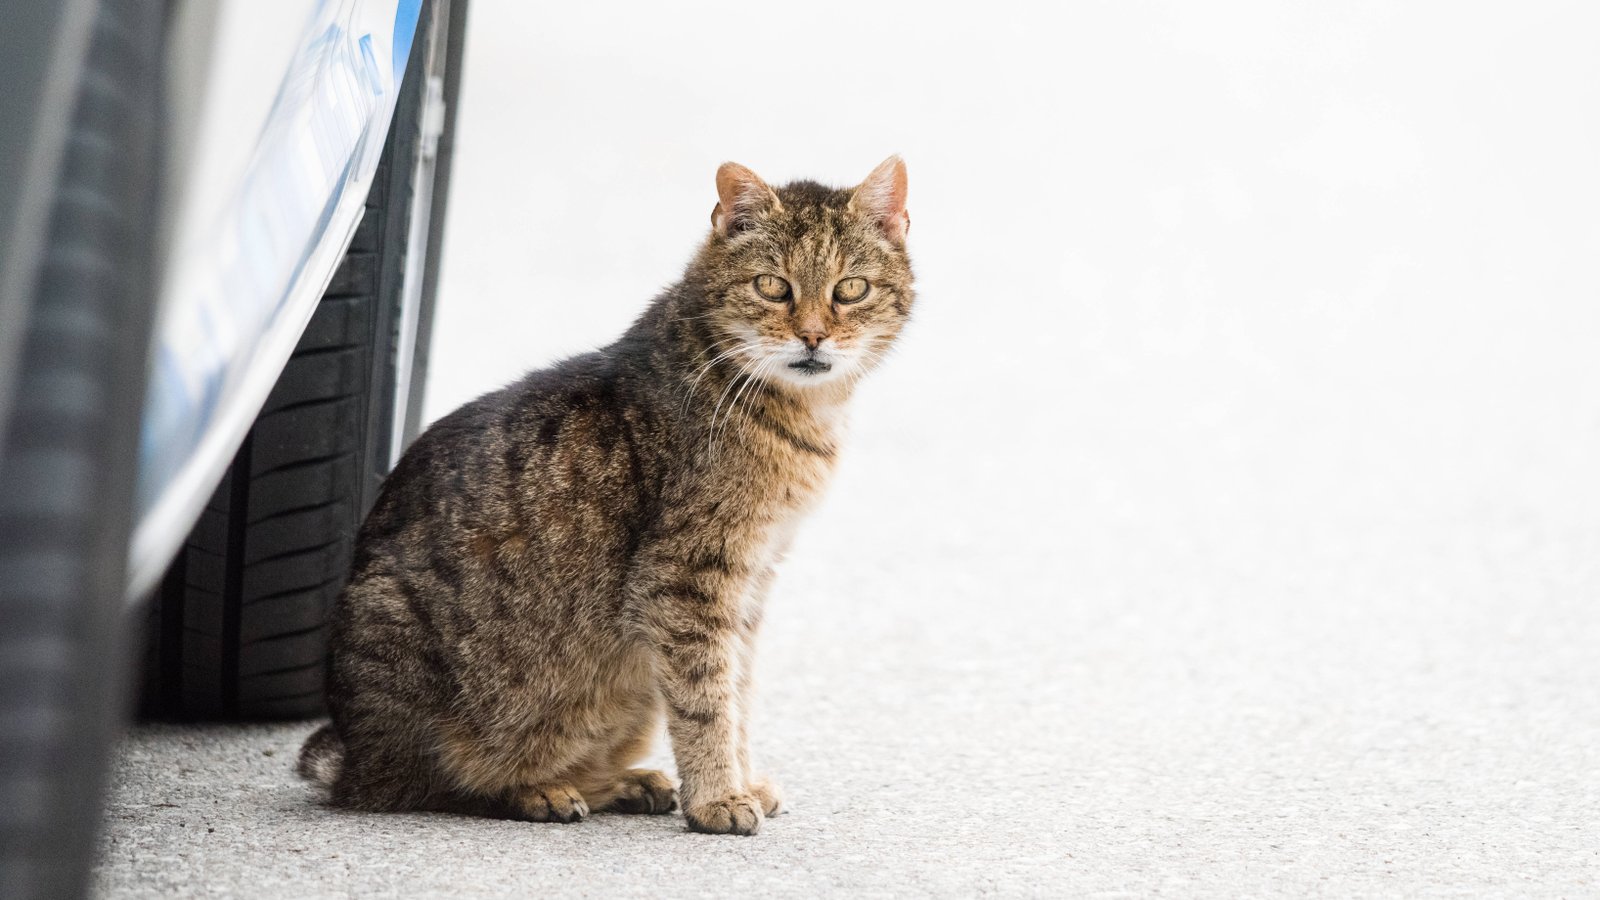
top-left (696, 157), bottom-right (914, 390)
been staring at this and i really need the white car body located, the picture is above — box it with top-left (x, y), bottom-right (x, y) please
top-left (129, 0), bottom-right (427, 597)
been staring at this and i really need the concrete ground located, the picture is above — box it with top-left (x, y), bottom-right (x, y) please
top-left (95, 3), bottom-right (1600, 897)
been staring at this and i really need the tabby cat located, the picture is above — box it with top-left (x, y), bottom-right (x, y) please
top-left (298, 157), bottom-right (913, 835)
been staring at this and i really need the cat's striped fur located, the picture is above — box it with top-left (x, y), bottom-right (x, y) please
top-left (298, 158), bottom-right (913, 835)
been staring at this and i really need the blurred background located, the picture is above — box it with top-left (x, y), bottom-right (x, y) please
top-left (429, 0), bottom-right (1599, 603)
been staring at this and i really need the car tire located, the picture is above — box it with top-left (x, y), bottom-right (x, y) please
top-left (0, 0), bottom-right (164, 896)
top-left (141, 0), bottom-right (468, 721)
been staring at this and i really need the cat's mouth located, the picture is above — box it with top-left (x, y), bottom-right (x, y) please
top-left (787, 358), bottom-right (832, 375)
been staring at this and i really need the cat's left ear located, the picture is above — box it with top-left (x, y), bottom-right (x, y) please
top-left (851, 155), bottom-right (910, 245)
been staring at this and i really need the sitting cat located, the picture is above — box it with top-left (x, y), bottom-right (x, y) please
top-left (298, 157), bottom-right (913, 835)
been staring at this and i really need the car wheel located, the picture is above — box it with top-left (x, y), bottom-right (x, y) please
top-left (0, 0), bottom-right (163, 895)
top-left (141, 0), bottom-right (468, 721)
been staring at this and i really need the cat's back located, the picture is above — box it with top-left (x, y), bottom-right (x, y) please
top-left (353, 347), bottom-right (666, 576)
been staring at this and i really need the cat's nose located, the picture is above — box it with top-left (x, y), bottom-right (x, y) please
top-left (796, 322), bottom-right (829, 351)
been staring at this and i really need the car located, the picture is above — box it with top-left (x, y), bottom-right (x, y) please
top-left (0, 0), bottom-right (468, 895)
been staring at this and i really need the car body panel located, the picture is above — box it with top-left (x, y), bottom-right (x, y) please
top-left (128, 0), bottom-right (423, 599)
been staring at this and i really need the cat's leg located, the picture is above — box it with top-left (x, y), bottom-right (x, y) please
top-left (329, 730), bottom-right (437, 812)
top-left (433, 714), bottom-right (600, 823)
top-left (637, 555), bottom-right (764, 835)
top-left (325, 579), bottom-right (448, 812)
top-left (331, 717), bottom-right (554, 820)
top-left (735, 636), bottom-right (783, 817)
top-left (338, 752), bottom-right (588, 823)
top-left (735, 566), bottom-right (783, 817)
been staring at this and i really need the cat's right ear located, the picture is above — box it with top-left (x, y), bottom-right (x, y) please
top-left (712, 162), bottom-right (780, 237)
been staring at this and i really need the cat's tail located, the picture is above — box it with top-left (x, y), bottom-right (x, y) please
top-left (296, 723), bottom-right (344, 787)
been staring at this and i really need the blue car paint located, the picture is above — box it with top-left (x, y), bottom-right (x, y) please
top-left (393, 0), bottom-right (423, 77)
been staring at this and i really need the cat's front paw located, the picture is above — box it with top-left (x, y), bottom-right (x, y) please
top-left (748, 778), bottom-right (784, 816)
top-left (684, 792), bottom-right (764, 835)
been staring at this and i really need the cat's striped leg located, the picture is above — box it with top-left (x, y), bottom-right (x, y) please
top-left (735, 566), bottom-right (783, 817)
top-left (643, 558), bottom-right (764, 835)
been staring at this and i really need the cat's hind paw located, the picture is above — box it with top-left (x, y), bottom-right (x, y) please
top-left (606, 769), bottom-right (678, 815)
top-left (509, 783), bottom-right (589, 824)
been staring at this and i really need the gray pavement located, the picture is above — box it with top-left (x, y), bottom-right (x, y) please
top-left (94, 3), bottom-right (1600, 897)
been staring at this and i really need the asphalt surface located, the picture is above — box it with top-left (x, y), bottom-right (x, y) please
top-left (94, 3), bottom-right (1600, 897)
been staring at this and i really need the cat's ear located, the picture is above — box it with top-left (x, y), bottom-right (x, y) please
top-left (851, 155), bottom-right (910, 245)
top-left (712, 162), bottom-right (780, 237)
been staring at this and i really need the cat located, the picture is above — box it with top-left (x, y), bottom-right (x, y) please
top-left (298, 157), bottom-right (913, 835)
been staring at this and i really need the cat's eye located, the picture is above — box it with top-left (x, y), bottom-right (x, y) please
top-left (753, 274), bottom-right (791, 301)
top-left (833, 277), bottom-right (870, 304)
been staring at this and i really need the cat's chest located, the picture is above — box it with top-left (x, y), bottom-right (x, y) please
top-left (728, 461), bottom-right (827, 578)
top-left (695, 411), bottom-right (840, 536)
top-left (743, 412), bottom-right (841, 508)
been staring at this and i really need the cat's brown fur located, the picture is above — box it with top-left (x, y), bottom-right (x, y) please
top-left (298, 157), bottom-right (913, 835)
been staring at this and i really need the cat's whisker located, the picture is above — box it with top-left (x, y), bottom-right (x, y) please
top-left (682, 344), bottom-right (744, 405)
top-left (685, 332), bottom-right (744, 368)
top-left (753, 352), bottom-right (787, 417)
top-left (847, 336), bottom-right (899, 379)
top-left (687, 327), bottom-right (744, 356)
top-left (707, 354), bottom-right (761, 457)
top-left (716, 347), bottom-right (785, 454)
top-left (680, 339), bottom-right (752, 416)
top-left (675, 310), bottom-right (731, 325)
top-left (688, 333), bottom-right (741, 360)
top-left (720, 351), bottom-right (779, 450)
top-left (727, 353), bottom-right (775, 445)
top-left (857, 342), bottom-right (896, 371)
